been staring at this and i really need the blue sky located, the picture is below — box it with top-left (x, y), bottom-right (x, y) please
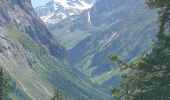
top-left (31, 0), bottom-right (51, 7)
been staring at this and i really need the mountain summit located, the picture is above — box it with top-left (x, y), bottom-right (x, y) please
top-left (35, 0), bottom-right (93, 25)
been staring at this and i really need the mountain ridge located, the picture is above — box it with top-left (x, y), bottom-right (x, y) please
top-left (0, 0), bottom-right (67, 60)
top-left (35, 0), bottom-right (93, 25)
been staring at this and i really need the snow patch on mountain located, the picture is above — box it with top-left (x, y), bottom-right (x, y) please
top-left (35, 0), bottom-right (93, 25)
top-left (54, 0), bottom-right (69, 7)
top-left (53, 0), bottom-right (92, 9)
top-left (87, 11), bottom-right (91, 24)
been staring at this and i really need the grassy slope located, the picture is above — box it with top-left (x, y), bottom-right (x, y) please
top-left (52, 27), bottom-right (90, 50)
top-left (0, 26), bottom-right (111, 100)
top-left (89, 10), bottom-right (158, 86)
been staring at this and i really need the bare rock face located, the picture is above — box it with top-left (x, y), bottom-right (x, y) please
top-left (0, 0), bottom-right (67, 60)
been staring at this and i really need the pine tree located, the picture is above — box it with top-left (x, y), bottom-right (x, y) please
top-left (0, 68), bottom-right (12, 100)
top-left (51, 89), bottom-right (66, 100)
top-left (111, 0), bottom-right (170, 100)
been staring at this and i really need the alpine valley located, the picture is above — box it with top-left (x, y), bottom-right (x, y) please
top-left (0, 0), bottom-right (159, 100)
top-left (0, 0), bottom-right (110, 100)
top-left (37, 0), bottom-right (158, 89)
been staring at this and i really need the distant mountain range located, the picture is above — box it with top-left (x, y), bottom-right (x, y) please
top-left (35, 0), bottom-right (94, 25)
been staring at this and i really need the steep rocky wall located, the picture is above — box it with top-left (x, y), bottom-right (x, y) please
top-left (0, 0), bottom-right (67, 60)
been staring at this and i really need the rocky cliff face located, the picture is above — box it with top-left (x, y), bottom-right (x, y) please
top-left (0, 0), bottom-right (67, 60)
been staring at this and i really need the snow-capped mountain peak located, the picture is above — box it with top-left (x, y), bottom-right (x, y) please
top-left (35, 0), bottom-right (93, 25)
top-left (53, 0), bottom-right (92, 10)
top-left (53, 0), bottom-right (70, 8)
